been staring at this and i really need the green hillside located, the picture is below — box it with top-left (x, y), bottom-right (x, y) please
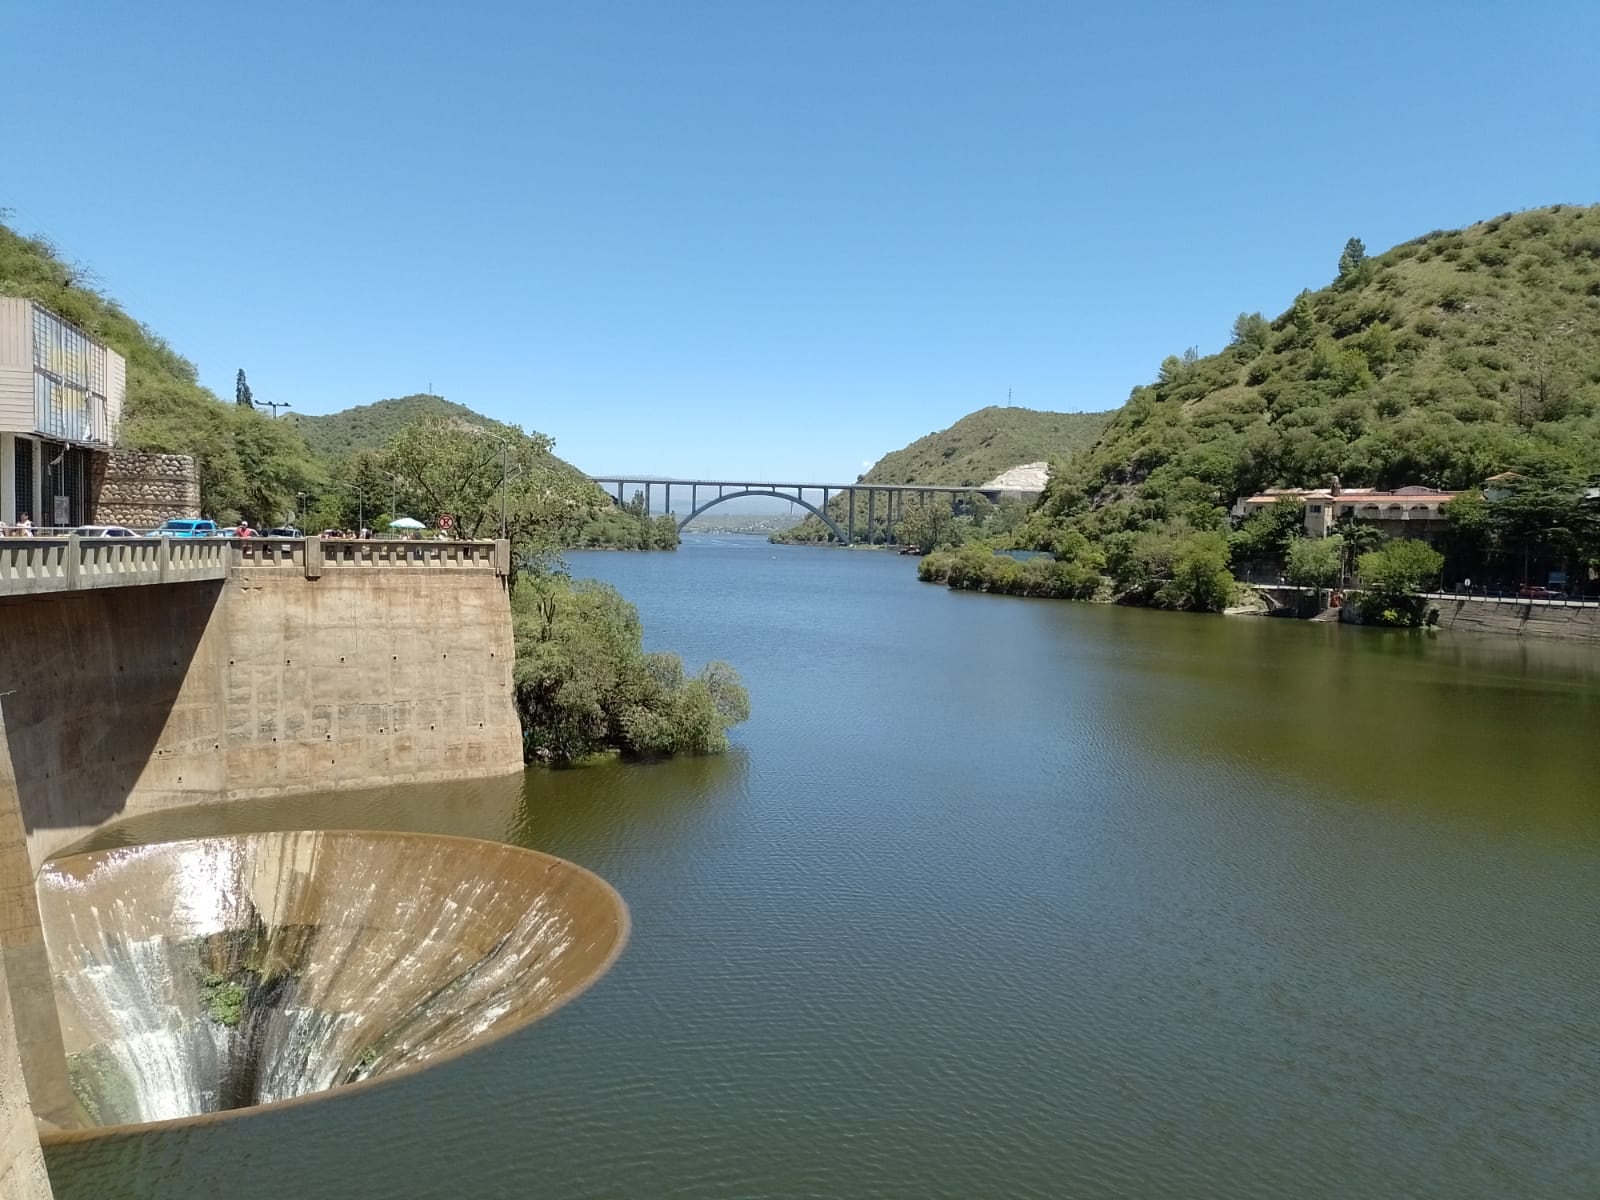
top-left (860, 405), bottom-right (1113, 487)
top-left (1022, 205), bottom-right (1600, 541)
top-left (0, 219), bottom-right (321, 521)
top-left (290, 394), bottom-right (501, 460)
top-left (0, 219), bottom-right (665, 546)
top-left (963, 203), bottom-right (1600, 611)
top-left (773, 404), bottom-right (1112, 543)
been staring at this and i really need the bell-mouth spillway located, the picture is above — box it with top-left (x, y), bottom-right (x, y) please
top-left (34, 830), bottom-right (629, 1140)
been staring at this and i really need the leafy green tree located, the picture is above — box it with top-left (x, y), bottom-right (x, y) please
top-left (1440, 489), bottom-right (1493, 578)
top-left (895, 496), bottom-right (963, 552)
top-left (1231, 497), bottom-right (1306, 566)
top-left (651, 514), bottom-right (681, 549)
top-left (381, 417), bottom-right (597, 556)
top-left (510, 575), bottom-right (747, 762)
top-left (228, 406), bottom-right (324, 524)
top-left (1356, 539), bottom-right (1444, 625)
top-left (235, 369), bottom-right (254, 409)
top-left (1487, 465), bottom-right (1597, 584)
top-left (1231, 312), bottom-right (1270, 350)
top-left (1285, 535), bottom-right (1344, 589)
top-left (1157, 531), bottom-right (1235, 611)
top-left (1291, 290), bottom-right (1318, 345)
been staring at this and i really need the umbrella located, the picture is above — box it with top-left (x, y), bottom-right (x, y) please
top-left (388, 517), bottom-right (426, 530)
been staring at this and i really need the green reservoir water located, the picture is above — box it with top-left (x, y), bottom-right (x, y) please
top-left (51, 536), bottom-right (1600, 1198)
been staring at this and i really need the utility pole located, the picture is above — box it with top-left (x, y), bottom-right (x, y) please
top-left (262, 400), bottom-right (291, 419)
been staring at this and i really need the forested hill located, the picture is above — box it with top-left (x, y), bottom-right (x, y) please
top-left (0, 219), bottom-right (615, 534)
top-left (0, 218), bottom-right (322, 521)
top-left (1021, 204), bottom-right (1600, 551)
top-left (293, 394), bottom-right (508, 460)
top-left (860, 405), bottom-right (1112, 487)
top-left (770, 404), bottom-right (1112, 544)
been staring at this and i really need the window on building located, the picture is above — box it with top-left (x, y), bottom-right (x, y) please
top-left (1309, 504), bottom-right (1323, 513)
top-left (31, 306), bottom-right (109, 444)
top-left (14, 437), bottom-right (32, 524)
top-left (40, 441), bottom-right (90, 528)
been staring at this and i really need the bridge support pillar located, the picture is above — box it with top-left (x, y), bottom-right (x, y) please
top-left (62, 535), bottom-right (79, 590)
top-left (847, 488), bottom-right (856, 545)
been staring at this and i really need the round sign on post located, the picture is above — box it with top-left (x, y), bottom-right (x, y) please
top-left (438, 514), bottom-right (454, 531)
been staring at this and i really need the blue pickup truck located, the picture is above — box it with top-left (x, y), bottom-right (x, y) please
top-left (152, 519), bottom-right (221, 538)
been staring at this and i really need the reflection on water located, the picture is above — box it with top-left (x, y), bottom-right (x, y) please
top-left (46, 538), bottom-right (1600, 1200)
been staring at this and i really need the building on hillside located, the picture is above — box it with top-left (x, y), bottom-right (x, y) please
top-left (1232, 477), bottom-right (1467, 542)
top-left (0, 298), bottom-right (125, 528)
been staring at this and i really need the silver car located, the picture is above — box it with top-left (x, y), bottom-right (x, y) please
top-left (70, 525), bottom-right (139, 538)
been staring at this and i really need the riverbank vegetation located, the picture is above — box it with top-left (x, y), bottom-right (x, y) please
top-left (915, 206), bottom-right (1600, 615)
top-left (1010, 207), bottom-right (1600, 593)
top-left (510, 574), bottom-right (748, 763)
top-left (573, 492), bottom-right (681, 550)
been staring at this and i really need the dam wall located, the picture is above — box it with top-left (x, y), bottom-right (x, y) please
top-left (1432, 596), bottom-right (1600, 643)
top-left (0, 540), bottom-right (523, 1195)
top-left (0, 540), bottom-right (523, 872)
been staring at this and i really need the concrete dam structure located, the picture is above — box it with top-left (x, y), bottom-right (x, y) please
top-left (0, 538), bottom-right (621, 1200)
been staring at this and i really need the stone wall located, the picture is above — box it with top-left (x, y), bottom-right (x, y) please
top-left (1434, 597), bottom-right (1600, 642)
top-left (89, 451), bottom-right (201, 528)
top-left (0, 555), bottom-right (522, 1165)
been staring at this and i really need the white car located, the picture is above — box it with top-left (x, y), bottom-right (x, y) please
top-left (70, 525), bottom-right (139, 538)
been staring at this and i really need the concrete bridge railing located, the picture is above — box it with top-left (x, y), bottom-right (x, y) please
top-left (237, 537), bottom-right (508, 578)
top-left (0, 537), bottom-right (511, 596)
top-left (0, 536), bottom-right (231, 594)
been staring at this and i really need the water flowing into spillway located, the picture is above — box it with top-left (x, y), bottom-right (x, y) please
top-left (37, 831), bottom-right (628, 1129)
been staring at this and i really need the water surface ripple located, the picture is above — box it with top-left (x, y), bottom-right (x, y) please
top-left (49, 536), bottom-right (1600, 1199)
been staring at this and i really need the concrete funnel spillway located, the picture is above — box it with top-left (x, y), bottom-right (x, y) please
top-left (35, 831), bottom-right (628, 1132)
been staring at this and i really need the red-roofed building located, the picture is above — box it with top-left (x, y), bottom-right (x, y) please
top-left (1232, 477), bottom-right (1471, 541)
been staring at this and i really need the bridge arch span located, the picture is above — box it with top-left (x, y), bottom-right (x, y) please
top-left (678, 490), bottom-right (846, 542)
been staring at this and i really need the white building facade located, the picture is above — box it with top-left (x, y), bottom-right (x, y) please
top-left (0, 298), bottom-right (125, 528)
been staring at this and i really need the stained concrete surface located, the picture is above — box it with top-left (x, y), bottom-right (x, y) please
top-left (0, 559), bottom-right (526, 1197)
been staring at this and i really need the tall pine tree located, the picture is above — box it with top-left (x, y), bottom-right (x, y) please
top-left (235, 369), bottom-right (254, 408)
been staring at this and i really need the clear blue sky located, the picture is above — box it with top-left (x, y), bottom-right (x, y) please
top-left (5, 1), bottom-right (1596, 480)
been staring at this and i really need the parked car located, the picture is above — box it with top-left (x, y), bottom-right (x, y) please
top-left (263, 526), bottom-right (303, 538)
top-left (1517, 584), bottom-right (1565, 599)
top-left (70, 525), bottom-right (138, 538)
top-left (151, 519), bottom-right (221, 538)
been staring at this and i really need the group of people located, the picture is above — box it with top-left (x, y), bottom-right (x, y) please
top-left (2, 514), bottom-right (35, 536)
